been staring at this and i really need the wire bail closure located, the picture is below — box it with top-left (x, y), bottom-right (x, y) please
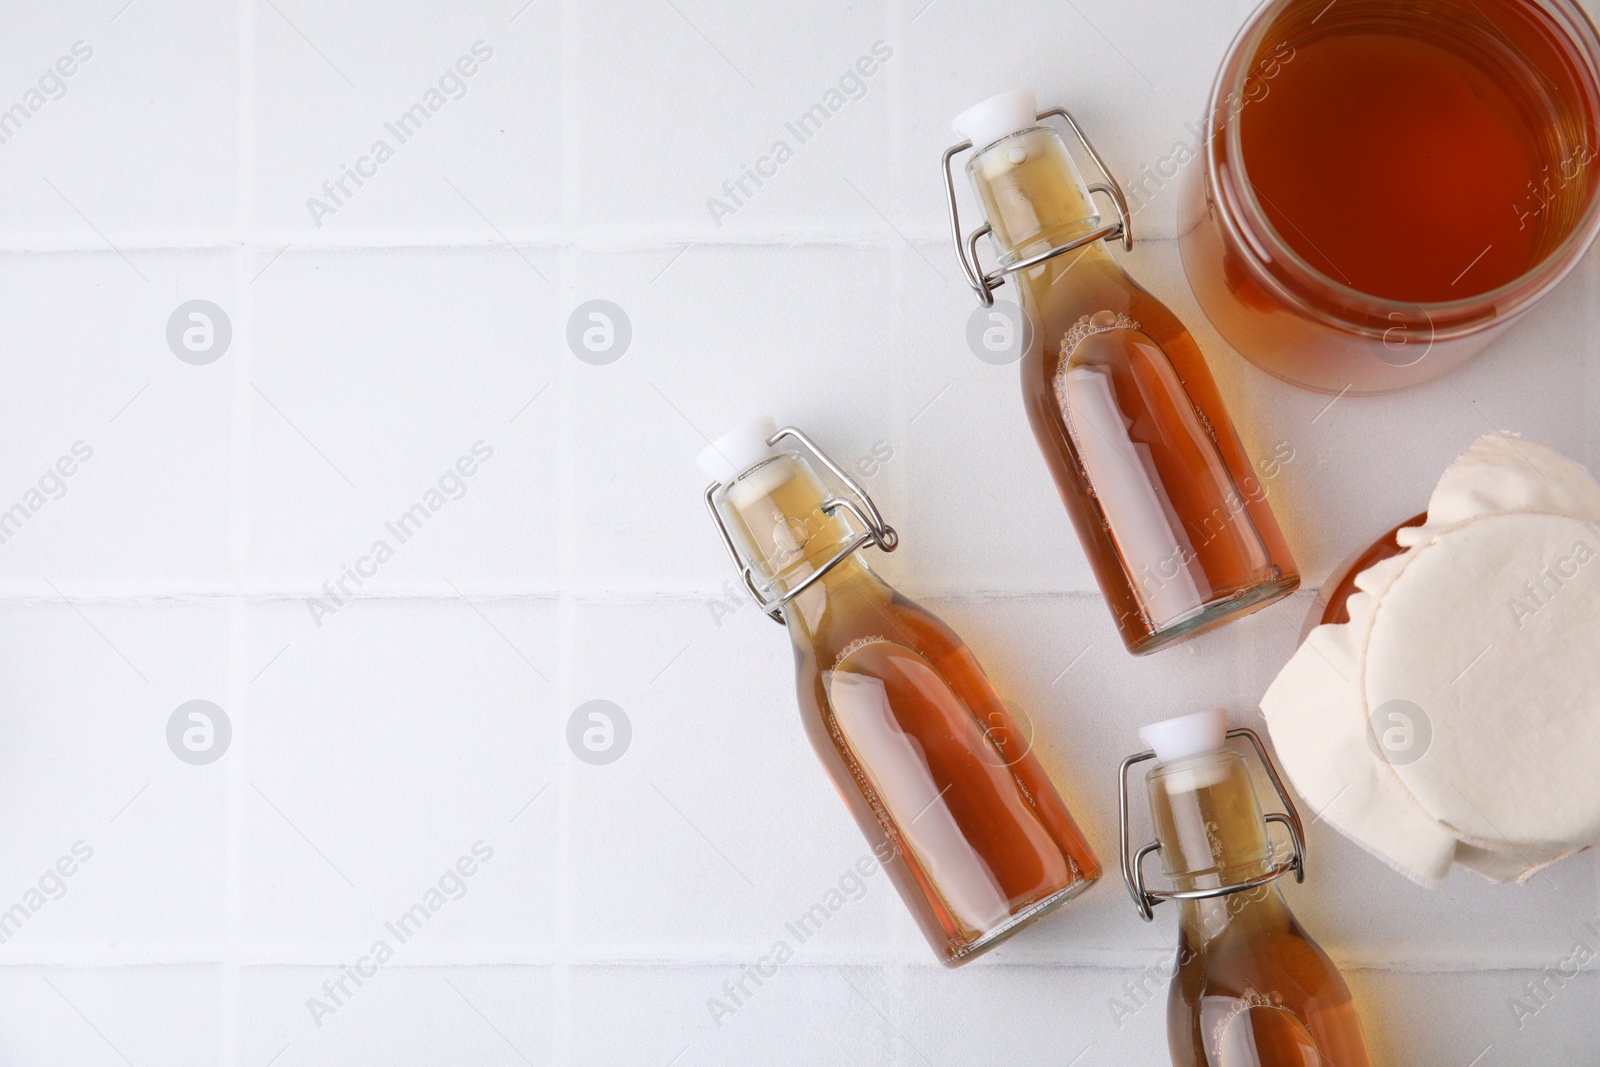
top-left (1117, 727), bottom-right (1307, 923)
top-left (942, 106), bottom-right (1134, 307)
top-left (702, 426), bottom-right (899, 625)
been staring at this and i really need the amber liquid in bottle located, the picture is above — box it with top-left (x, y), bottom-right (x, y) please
top-left (966, 128), bottom-right (1298, 654)
top-left (716, 451), bottom-right (1100, 965)
top-left (1148, 750), bottom-right (1371, 1066)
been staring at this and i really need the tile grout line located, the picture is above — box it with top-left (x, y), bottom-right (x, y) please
top-left (553, 0), bottom-right (577, 1062)
top-left (885, 0), bottom-right (911, 1046)
top-left (0, 944), bottom-right (1582, 971)
top-left (222, 1), bottom-right (258, 1063)
top-left (0, 230), bottom-right (1191, 254)
top-left (0, 587), bottom-right (1288, 603)
top-left (1587, 251), bottom-right (1600, 476)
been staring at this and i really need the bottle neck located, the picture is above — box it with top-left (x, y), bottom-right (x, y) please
top-left (1147, 750), bottom-right (1275, 892)
top-left (716, 453), bottom-right (883, 610)
top-left (1147, 750), bottom-right (1295, 942)
top-left (967, 126), bottom-right (1105, 267)
top-left (1177, 881), bottom-right (1292, 945)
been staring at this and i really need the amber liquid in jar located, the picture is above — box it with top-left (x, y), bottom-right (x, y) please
top-left (1149, 750), bottom-right (1372, 1066)
top-left (1241, 0), bottom-right (1581, 302)
top-left (716, 451), bottom-right (1100, 964)
top-left (1302, 511), bottom-right (1428, 640)
top-left (967, 127), bottom-right (1299, 654)
top-left (1178, 0), bottom-right (1600, 393)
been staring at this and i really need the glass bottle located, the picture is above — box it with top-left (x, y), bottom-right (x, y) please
top-left (944, 90), bottom-right (1299, 655)
top-left (1120, 709), bottom-right (1372, 1066)
top-left (700, 417), bottom-right (1101, 966)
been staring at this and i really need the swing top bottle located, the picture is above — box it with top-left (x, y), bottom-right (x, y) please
top-left (1121, 709), bottom-right (1372, 1065)
top-left (700, 417), bottom-right (1101, 966)
top-left (945, 89), bottom-right (1299, 654)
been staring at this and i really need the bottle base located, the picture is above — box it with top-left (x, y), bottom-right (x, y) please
top-left (940, 874), bottom-right (1100, 968)
top-left (1125, 574), bottom-right (1301, 657)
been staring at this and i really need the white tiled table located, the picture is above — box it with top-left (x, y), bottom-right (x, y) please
top-left (0, 1), bottom-right (1595, 1063)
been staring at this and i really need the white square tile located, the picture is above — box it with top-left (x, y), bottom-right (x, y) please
top-left (570, 964), bottom-right (896, 1067)
top-left (574, 1), bottom-right (892, 232)
top-left (240, 964), bottom-right (553, 1066)
top-left (568, 599), bottom-right (902, 957)
top-left (897, 963), bottom-right (1173, 1064)
top-left (0, 250), bottom-right (236, 586)
top-left (0, 966), bottom-right (222, 1066)
top-left (880, 240), bottom-right (1097, 596)
top-left (0, 602), bottom-right (229, 950)
top-left (251, 3), bottom-right (560, 236)
top-left (1351, 969), bottom-right (1598, 1065)
top-left (899, 0), bottom-right (1242, 241)
top-left (246, 247), bottom-right (560, 590)
top-left (240, 599), bottom-right (558, 949)
top-left (0, 4), bottom-right (237, 242)
top-left (565, 245), bottom-right (896, 592)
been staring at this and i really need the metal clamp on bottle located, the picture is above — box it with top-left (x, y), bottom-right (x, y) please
top-left (702, 425), bottom-right (898, 625)
top-left (1118, 727), bottom-right (1306, 922)
top-left (942, 106), bottom-right (1134, 307)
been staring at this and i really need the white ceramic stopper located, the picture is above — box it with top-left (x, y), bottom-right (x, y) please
top-left (697, 416), bottom-right (780, 484)
top-left (1139, 707), bottom-right (1228, 764)
top-left (952, 88), bottom-right (1039, 151)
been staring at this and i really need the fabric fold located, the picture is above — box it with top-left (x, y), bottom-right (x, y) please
top-left (1262, 435), bottom-right (1600, 888)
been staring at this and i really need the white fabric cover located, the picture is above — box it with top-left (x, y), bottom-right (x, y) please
top-left (1262, 435), bottom-right (1600, 887)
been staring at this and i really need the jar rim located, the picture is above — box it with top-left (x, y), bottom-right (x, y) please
top-left (1204, 0), bottom-right (1600, 340)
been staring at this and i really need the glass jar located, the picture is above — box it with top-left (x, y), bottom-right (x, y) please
top-left (1179, 0), bottom-right (1600, 394)
top-left (1300, 512), bottom-right (1428, 640)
